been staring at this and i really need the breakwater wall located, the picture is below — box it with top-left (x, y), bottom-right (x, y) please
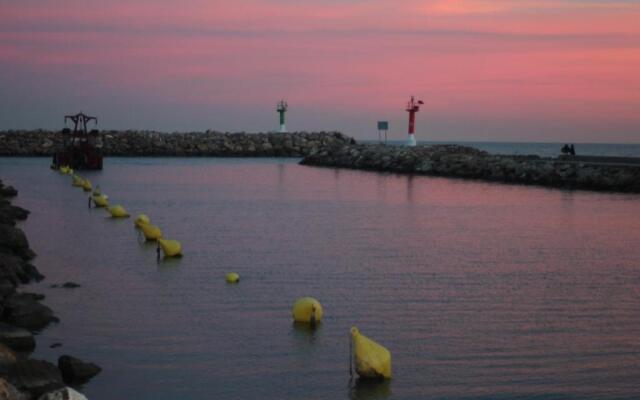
top-left (301, 143), bottom-right (640, 193)
top-left (0, 130), bottom-right (354, 157)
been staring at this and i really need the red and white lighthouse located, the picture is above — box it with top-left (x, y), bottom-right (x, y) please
top-left (406, 96), bottom-right (424, 146)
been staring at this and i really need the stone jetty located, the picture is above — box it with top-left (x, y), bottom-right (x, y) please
top-left (0, 130), bottom-right (353, 157)
top-left (301, 143), bottom-right (640, 193)
top-left (0, 179), bottom-right (98, 399)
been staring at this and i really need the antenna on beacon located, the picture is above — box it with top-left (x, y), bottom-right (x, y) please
top-left (406, 96), bottom-right (424, 146)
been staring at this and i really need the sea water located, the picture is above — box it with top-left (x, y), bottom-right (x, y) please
top-left (1, 156), bottom-right (639, 400)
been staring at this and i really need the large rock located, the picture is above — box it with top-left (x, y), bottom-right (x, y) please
top-left (38, 387), bottom-right (88, 400)
top-left (0, 182), bottom-right (18, 197)
top-left (0, 323), bottom-right (35, 351)
top-left (0, 203), bottom-right (29, 223)
top-left (2, 293), bottom-right (57, 331)
top-left (0, 225), bottom-right (35, 260)
top-left (0, 378), bottom-right (29, 400)
top-left (0, 198), bottom-right (29, 226)
top-left (0, 343), bottom-right (18, 375)
top-left (58, 355), bottom-right (101, 384)
top-left (0, 254), bottom-right (43, 286)
top-left (7, 359), bottom-right (64, 398)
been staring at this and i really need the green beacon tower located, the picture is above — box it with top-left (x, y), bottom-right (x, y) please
top-left (277, 100), bottom-right (288, 133)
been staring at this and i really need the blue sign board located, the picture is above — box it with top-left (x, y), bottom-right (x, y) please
top-left (377, 121), bottom-right (389, 130)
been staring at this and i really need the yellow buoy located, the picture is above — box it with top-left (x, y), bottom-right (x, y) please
top-left (107, 205), bottom-right (130, 218)
top-left (226, 272), bottom-right (240, 283)
top-left (292, 297), bottom-right (323, 325)
top-left (81, 179), bottom-right (92, 192)
top-left (134, 214), bottom-right (151, 228)
top-left (72, 175), bottom-right (84, 187)
top-left (158, 238), bottom-right (182, 257)
top-left (140, 223), bottom-right (162, 240)
top-left (350, 327), bottom-right (392, 380)
top-left (92, 194), bottom-right (109, 208)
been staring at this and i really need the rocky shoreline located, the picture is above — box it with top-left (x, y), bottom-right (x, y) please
top-left (0, 180), bottom-right (100, 399)
top-left (0, 130), bottom-right (354, 157)
top-left (301, 143), bottom-right (640, 193)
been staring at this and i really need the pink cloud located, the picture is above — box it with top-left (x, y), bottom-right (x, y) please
top-left (1, 0), bottom-right (639, 140)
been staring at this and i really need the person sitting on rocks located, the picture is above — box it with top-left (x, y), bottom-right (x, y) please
top-left (561, 144), bottom-right (570, 155)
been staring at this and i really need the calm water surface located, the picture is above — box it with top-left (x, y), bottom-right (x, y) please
top-left (1, 157), bottom-right (640, 400)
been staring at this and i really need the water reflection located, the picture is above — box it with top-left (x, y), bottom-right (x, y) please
top-left (348, 378), bottom-right (391, 400)
top-left (4, 158), bottom-right (640, 400)
top-left (277, 163), bottom-right (285, 190)
top-left (291, 321), bottom-right (322, 346)
top-left (157, 254), bottom-right (182, 269)
top-left (406, 174), bottom-right (414, 204)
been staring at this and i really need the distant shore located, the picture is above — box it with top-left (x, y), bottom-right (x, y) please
top-left (301, 143), bottom-right (640, 193)
top-left (0, 130), bottom-right (354, 157)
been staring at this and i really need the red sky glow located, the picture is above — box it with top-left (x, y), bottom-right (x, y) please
top-left (1, 0), bottom-right (639, 142)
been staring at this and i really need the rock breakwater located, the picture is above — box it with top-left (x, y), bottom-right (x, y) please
top-left (301, 143), bottom-right (640, 193)
top-left (0, 130), bottom-right (354, 157)
top-left (0, 179), bottom-right (98, 399)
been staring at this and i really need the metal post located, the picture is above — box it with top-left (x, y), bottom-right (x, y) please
top-left (277, 100), bottom-right (288, 132)
top-left (406, 96), bottom-right (423, 147)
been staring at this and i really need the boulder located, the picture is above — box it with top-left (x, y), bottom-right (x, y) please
top-left (0, 204), bottom-right (30, 222)
top-left (61, 282), bottom-right (80, 289)
top-left (0, 225), bottom-right (35, 260)
top-left (8, 359), bottom-right (64, 398)
top-left (58, 355), bottom-right (101, 384)
top-left (2, 293), bottom-right (57, 331)
top-left (0, 343), bottom-right (18, 375)
top-left (0, 279), bottom-right (16, 298)
top-left (0, 254), bottom-right (43, 285)
top-left (0, 323), bottom-right (35, 351)
top-left (38, 387), bottom-right (88, 400)
top-left (0, 378), bottom-right (29, 400)
top-left (0, 184), bottom-right (18, 198)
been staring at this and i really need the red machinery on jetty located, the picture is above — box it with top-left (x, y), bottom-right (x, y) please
top-left (51, 112), bottom-right (103, 170)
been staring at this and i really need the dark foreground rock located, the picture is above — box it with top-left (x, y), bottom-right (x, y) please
top-left (2, 293), bottom-right (58, 331)
top-left (0, 201), bottom-right (29, 226)
top-left (38, 386), bottom-right (88, 400)
top-left (0, 225), bottom-right (36, 261)
top-left (1, 180), bottom-right (91, 399)
top-left (8, 359), bottom-right (64, 398)
top-left (0, 255), bottom-right (44, 287)
top-left (0, 344), bottom-right (18, 375)
top-left (58, 356), bottom-right (101, 384)
top-left (0, 181), bottom-right (17, 198)
top-left (301, 143), bottom-right (640, 193)
top-left (0, 130), bottom-right (354, 157)
top-left (0, 377), bottom-right (29, 400)
top-left (50, 283), bottom-right (80, 289)
top-left (0, 323), bottom-right (36, 351)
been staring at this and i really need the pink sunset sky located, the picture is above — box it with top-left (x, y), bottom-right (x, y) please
top-left (1, 0), bottom-right (639, 142)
